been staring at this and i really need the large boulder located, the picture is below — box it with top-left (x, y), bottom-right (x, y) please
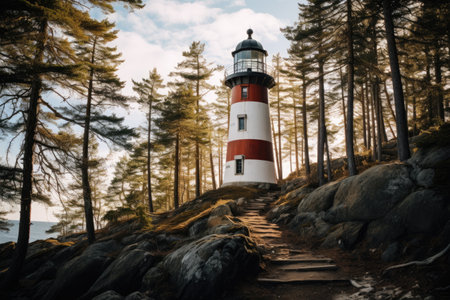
top-left (85, 249), bottom-right (157, 298)
top-left (327, 163), bottom-right (415, 223)
top-left (157, 234), bottom-right (259, 300)
top-left (365, 189), bottom-right (448, 247)
top-left (321, 222), bottom-right (365, 249)
top-left (297, 180), bottom-right (341, 214)
top-left (408, 146), bottom-right (450, 169)
top-left (44, 240), bottom-right (121, 300)
top-left (289, 212), bottom-right (331, 239)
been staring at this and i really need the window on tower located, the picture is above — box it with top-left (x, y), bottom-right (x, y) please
top-left (237, 114), bottom-right (247, 131)
top-left (235, 155), bottom-right (244, 175)
top-left (241, 86), bottom-right (248, 99)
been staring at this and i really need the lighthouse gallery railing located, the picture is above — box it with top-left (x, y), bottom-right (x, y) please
top-left (225, 61), bottom-right (273, 77)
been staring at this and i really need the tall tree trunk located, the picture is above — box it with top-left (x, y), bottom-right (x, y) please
top-left (82, 37), bottom-right (97, 244)
top-left (195, 66), bottom-right (201, 198)
top-left (318, 58), bottom-right (326, 186)
top-left (370, 83), bottom-right (377, 161)
top-left (339, 68), bottom-right (348, 145)
top-left (4, 20), bottom-right (47, 287)
top-left (383, 80), bottom-right (397, 123)
top-left (147, 99), bottom-right (153, 212)
top-left (382, 0), bottom-right (411, 161)
top-left (346, 0), bottom-right (357, 176)
top-left (366, 81), bottom-right (372, 150)
top-left (361, 85), bottom-right (367, 149)
top-left (293, 91), bottom-right (299, 175)
top-left (277, 81), bottom-right (283, 180)
top-left (209, 137), bottom-right (216, 190)
top-left (302, 80), bottom-right (310, 176)
top-left (369, 16), bottom-right (382, 161)
top-left (325, 129), bottom-right (332, 182)
top-left (434, 41), bottom-right (444, 122)
top-left (174, 132), bottom-right (180, 209)
top-left (412, 82), bottom-right (417, 136)
top-left (218, 140), bottom-right (223, 186)
top-left (425, 48), bottom-right (433, 126)
top-left (271, 117), bottom-right (281, 180)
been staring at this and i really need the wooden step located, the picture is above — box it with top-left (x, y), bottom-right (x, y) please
top-left (257, 271), bottom-right (349, 284)
top-left (270, 257), bottom-right (334, 264)
top-left (276, 263), bottom-right (338, 272)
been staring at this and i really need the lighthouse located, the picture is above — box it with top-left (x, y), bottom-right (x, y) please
top-left (222, 29), bottom-right (277, 187)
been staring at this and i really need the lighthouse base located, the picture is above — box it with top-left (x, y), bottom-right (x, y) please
top-left (222, 159), bottom-right (277, 188)
top-left (221, 181), bottom-right (278, 190)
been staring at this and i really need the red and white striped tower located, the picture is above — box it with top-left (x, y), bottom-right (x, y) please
top-left (222, 29), bottom-right (276, 187)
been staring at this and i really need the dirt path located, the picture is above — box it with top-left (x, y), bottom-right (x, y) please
top-left (223, 193), bottom-right (357, 299)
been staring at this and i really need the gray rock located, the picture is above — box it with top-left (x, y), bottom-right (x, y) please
top-left (290, 212), bottom-right (330, 238)
top-left (286, 186), bottom-right (314, 201)
top-left (408, 146), bottom-right (450, 169)
top-left (92, 290), bottom-right (124, 300)
top-left (141, 263), bottom-right (167, 291)
top-left (125, 291), bottom-right (151, 300)
top-left (162, 234), bottom-right (259, 300)
top-left (236, 197), bottom-right (246, 206)
top-left (26, 260), bottom-right (56, 281)
top-left (396, 189), bottom-right (447, 234)
top-left (44, 240), bottom-right (121, 300)
top-left (85, 249), bottom-right (156, 298)
top-left (382, 242), bottom-right (401, 262)
top-left (297, 180), bottom-right (341, 213)
top-left (366, 218), bottom-right (405, 247)
top-left (210, 204), bottom-right (232, 217)
top-left (330, 163), bottom-right (415, 222)
top-left (189, 219), bottom-right (207, 237)
top-left (416, 169), bottom-right (435, 188)
top-left (321, 222), bottom-right (365, 249)
top-left (366, 189), bottom-right (447, 247)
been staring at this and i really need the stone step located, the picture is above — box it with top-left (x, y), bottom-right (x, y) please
top-left (257, 271), bottom-right (349, 284)
top-left (275, 263), bottom-right (338, 272)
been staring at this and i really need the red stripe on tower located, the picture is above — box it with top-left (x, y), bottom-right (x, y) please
top-left (231, 84), bottom-right (268, 104)
top-left (226, 139), bottom-right (274, 162)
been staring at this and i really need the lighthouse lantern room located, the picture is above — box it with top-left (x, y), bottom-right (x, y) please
top-left (222, 29), bottom-right (277, 187)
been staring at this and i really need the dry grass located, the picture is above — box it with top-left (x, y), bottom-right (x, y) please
top-left (155, 199), bottom-right (235, 233)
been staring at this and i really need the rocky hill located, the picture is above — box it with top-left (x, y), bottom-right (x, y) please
top-left (0, 125), bottom-right (449, 300)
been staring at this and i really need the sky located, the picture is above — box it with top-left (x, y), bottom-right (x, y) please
top-left (4, 0), bottom-right (301, 222)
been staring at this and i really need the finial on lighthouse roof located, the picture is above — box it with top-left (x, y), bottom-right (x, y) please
top-left (247, 28), bottom-right (253, 39)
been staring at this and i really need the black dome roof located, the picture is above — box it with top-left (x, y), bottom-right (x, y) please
top-left (232, 29), bottom-right (267, 56)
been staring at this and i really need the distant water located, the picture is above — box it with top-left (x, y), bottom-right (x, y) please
top-left (0, 220), bottom-right (57, 244)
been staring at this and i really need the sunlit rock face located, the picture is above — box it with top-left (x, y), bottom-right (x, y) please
top-left (269, 144), bottom-right (450, 260)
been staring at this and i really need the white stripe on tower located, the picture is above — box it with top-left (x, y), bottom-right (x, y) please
top-left (228, 102), bottom-right (272, 142)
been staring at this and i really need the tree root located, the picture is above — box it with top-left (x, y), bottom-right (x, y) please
top-left (383, 243), bottom-right (450, 275)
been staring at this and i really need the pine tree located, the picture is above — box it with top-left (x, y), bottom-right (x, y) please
top-left (0, 0), bottom-right (143, 286)
top-left (170, 42), bottom-right (216, 198)
top-left (382, 0), bottom-right (410, 161)
top-left (132, 68), bottom-right (165, 212)
top-left (154, 86), bottom-right (196, 208)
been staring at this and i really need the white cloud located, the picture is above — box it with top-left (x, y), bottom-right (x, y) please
top-left (143, 0), bottom-right (222, 25)
top-left (189, 8), bottom-right (284, 65)
top-left (230, 0), bottom-right (246, 7)
top-left (113, 31), bottom-right (182, 95)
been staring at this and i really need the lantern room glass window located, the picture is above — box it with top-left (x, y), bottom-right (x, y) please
top-left (234, 50), bottom-right (265, 73)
